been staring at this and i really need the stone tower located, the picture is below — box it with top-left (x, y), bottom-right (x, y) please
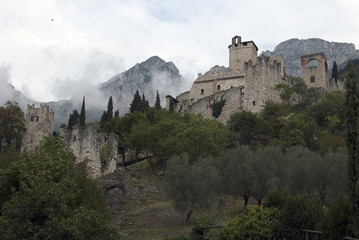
top-left (22, 104), bottom-right (54, 152)
top-left (228, 35), bottom-right (258, 71)
top-left (301, 52), bottom-right (329, 89)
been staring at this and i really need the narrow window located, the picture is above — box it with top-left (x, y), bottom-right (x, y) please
top-left (217, 85), bottom-right (221, 90)
top-left (230, 86), bottom-right (233, 89)
top-left (201, 89), bottom-right (204, 95)
top-left (253, 101), bottom-right (256, 106)
top-left (310, 76), bottom-right (315, 83)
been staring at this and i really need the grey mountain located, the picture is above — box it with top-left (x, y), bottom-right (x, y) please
top-left (262, 38), bottom-right (359, 77)
top-left (100, 56), bottom-right (185, 114)
top-left (4, 56), bottom-right (185, 131)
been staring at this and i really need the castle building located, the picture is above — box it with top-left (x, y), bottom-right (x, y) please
top-left (21, 103), bottom-right (54, 152)
top-left (167, 35), bottom-right (290, 123)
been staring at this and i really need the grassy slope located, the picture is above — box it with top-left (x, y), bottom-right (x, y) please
top-left (101, 159), bottom-right (251, 240)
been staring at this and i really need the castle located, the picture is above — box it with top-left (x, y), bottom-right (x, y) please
top-left (22, 104), bottom-right (118, 178)
top-left (167, 35), bottom-right (343, 122)
top-left (21, 103), bottom-right (54, 152)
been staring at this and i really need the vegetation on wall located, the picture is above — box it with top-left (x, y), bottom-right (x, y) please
top-left (99, 143), bottom-right (114, 172)
top-left (211, 96), bottom-right (226, 118)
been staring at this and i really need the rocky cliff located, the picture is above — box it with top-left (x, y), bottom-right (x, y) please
top-left (100, 56), bottom-right (186, 115)
top-left (262, 38), bottom-right (359, 77)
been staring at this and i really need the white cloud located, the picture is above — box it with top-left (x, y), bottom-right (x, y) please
top-left (1, 0), bottom-right (358, 102)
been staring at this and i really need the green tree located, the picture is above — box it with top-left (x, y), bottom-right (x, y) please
top-left (345, 59), bottom-right (359, 236)
top-left (68, 109), bottom-right (80, 130)
top-left (0, 136), bottom-right (120, 240)
top-left (332, 61), bottom-right (339, 82)
top-left (274, 196), bottom-right (324, 240)
top-left (80, 96), bottom-right (86, 128)
top-left (0, 101), bottom-right (25, 152)
top-left (165, 155), bottom-right (219, 224)
top-left (218, 207), bottom-right (280, 240)
top-left (229, 111), bottom-right (271, 146)
top-left (130, 90), bottom-right (141, 113)
top-left (107, 96), bottom-right (113, 120)
top-left (224, 146), bottom-right (254, 207)
top-left (155, 90), bottom-right (161, 109)
top-left (322, 195), bottom-right (350, 240)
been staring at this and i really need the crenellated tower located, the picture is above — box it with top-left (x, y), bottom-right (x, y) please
top-left (21, 103), bottom-right (54, 152)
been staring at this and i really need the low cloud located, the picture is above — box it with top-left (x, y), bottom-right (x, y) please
top-left (0, 63), bottom-right (13, 106)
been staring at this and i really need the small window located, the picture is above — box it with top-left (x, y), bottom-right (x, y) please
top-left (310, 76), bottom-right (315, 83)
top-left (217, 85), bottom-right (221, 90)
top-left (253, 101), bottom-right (256, 106)
top-left (243, 42), bottom-right (247, 46)
top-left (201, 89), bottom-right (204, 95)
top-left (230, 86), bottom-right (233, 89)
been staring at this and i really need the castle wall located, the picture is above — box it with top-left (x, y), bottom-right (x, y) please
top-left (301, 53), bottom-right (329, 89)
top-left (60, 123), bottom-right (118, 179)
top-left (22, 104), bottom-right (54, 152)
top-left (176, 54), bottom-right (289, 123)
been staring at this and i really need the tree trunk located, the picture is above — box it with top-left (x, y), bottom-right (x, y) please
top-left (120, 148), bottom-right (126, 167)
top-left (243, 195), bottom-right (249, 208)
top-left (186, 209), bottom-right (193, 225)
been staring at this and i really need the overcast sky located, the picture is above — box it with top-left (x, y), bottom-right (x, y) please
top-left (1, 0), bottom-right (359, 102)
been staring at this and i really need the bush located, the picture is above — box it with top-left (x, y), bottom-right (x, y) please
top-left (217, 206), bottom-right (279, 240)
top-left (274, 196), bottom-right (324, 240)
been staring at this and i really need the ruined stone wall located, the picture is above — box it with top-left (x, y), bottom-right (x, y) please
top-left (301, 53), bottom-right (329, 89)
top-left (60, 123), bottom-right (118, 178)
top-left (22, 104), bottom-right (54, 152)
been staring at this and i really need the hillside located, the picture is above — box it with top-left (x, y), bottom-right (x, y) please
top-left (99, 160), bottom-right (245, 240)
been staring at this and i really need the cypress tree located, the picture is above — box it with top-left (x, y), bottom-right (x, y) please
top-left (345, 59), bottom-right (359, 236)
top-left (107, 96), bottom-right (113, 120)
top-left (68, 110), bottom-right (80, 131)
top-left (80, 96), bottom-right (86, 128)
top-left (332, 61), bottom-right (339, 83)
top-left (130, 90), bottom-right (141, 113)
top-left (114, 110), bottom-right (119, 119)
top-left (100, 111), bottom-right (108, 128)
top-left (155, 90), bottom-right (161, 109)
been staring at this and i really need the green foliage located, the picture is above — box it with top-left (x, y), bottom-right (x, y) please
top-left (0, 101), bottom-right (25, 151)
top-left (80, 96), bottom-right (86, 128)
top-left (155, 90), bottom-right (161, 109)
top-left (211, 96), bottom-right (226, 118)
top-left (229, 111), bottom-right (271, 146)
top-left (263, 191), bottom-right (291, 210)
top-left (130, 90), bottom-right (142, 113)
top-left (68, 109), bottom-right (80, 131)
top-left (195, 214), bottom-right (215, 228)
top-left (0, 136), bottom-right (120, 239)
top-left (345, 59), bottom-right (359, 236)
top-left (275, 83), bottom-right (295, 105)
top-left (274, 196), bottom-right (324, 240)
top-left (107, 96), bottom-right (113, 120)
top-left (322, 195), bottom-right (351, 240)
top-left (165, 155), bottom-right (219, 224)
top-left (99, 143), bottom-right (114, 172)
top-left (217, 207), bottom-right (280, 240)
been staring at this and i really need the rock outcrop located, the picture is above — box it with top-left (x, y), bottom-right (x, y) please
top-left (262, 38), bottom-right (359, 77)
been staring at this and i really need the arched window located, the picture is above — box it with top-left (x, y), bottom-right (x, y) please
top-left (201, 89), bottom-right (204, 95)
top-left (217, 85), bottom-right (221, 90)
top-left (310, 76), bottom-right (315, 83)
top-left (307, 59), bottom-right (318, 68)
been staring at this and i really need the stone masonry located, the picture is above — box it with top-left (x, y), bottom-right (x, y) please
top-left (168, 35), bottom-right (344, 123)
top-left (167, 35), bottom-right (290, 123)
top-left (60, 123), bottom-right (118, 179)
top-left (22, 103), bottom-right (54, 152)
